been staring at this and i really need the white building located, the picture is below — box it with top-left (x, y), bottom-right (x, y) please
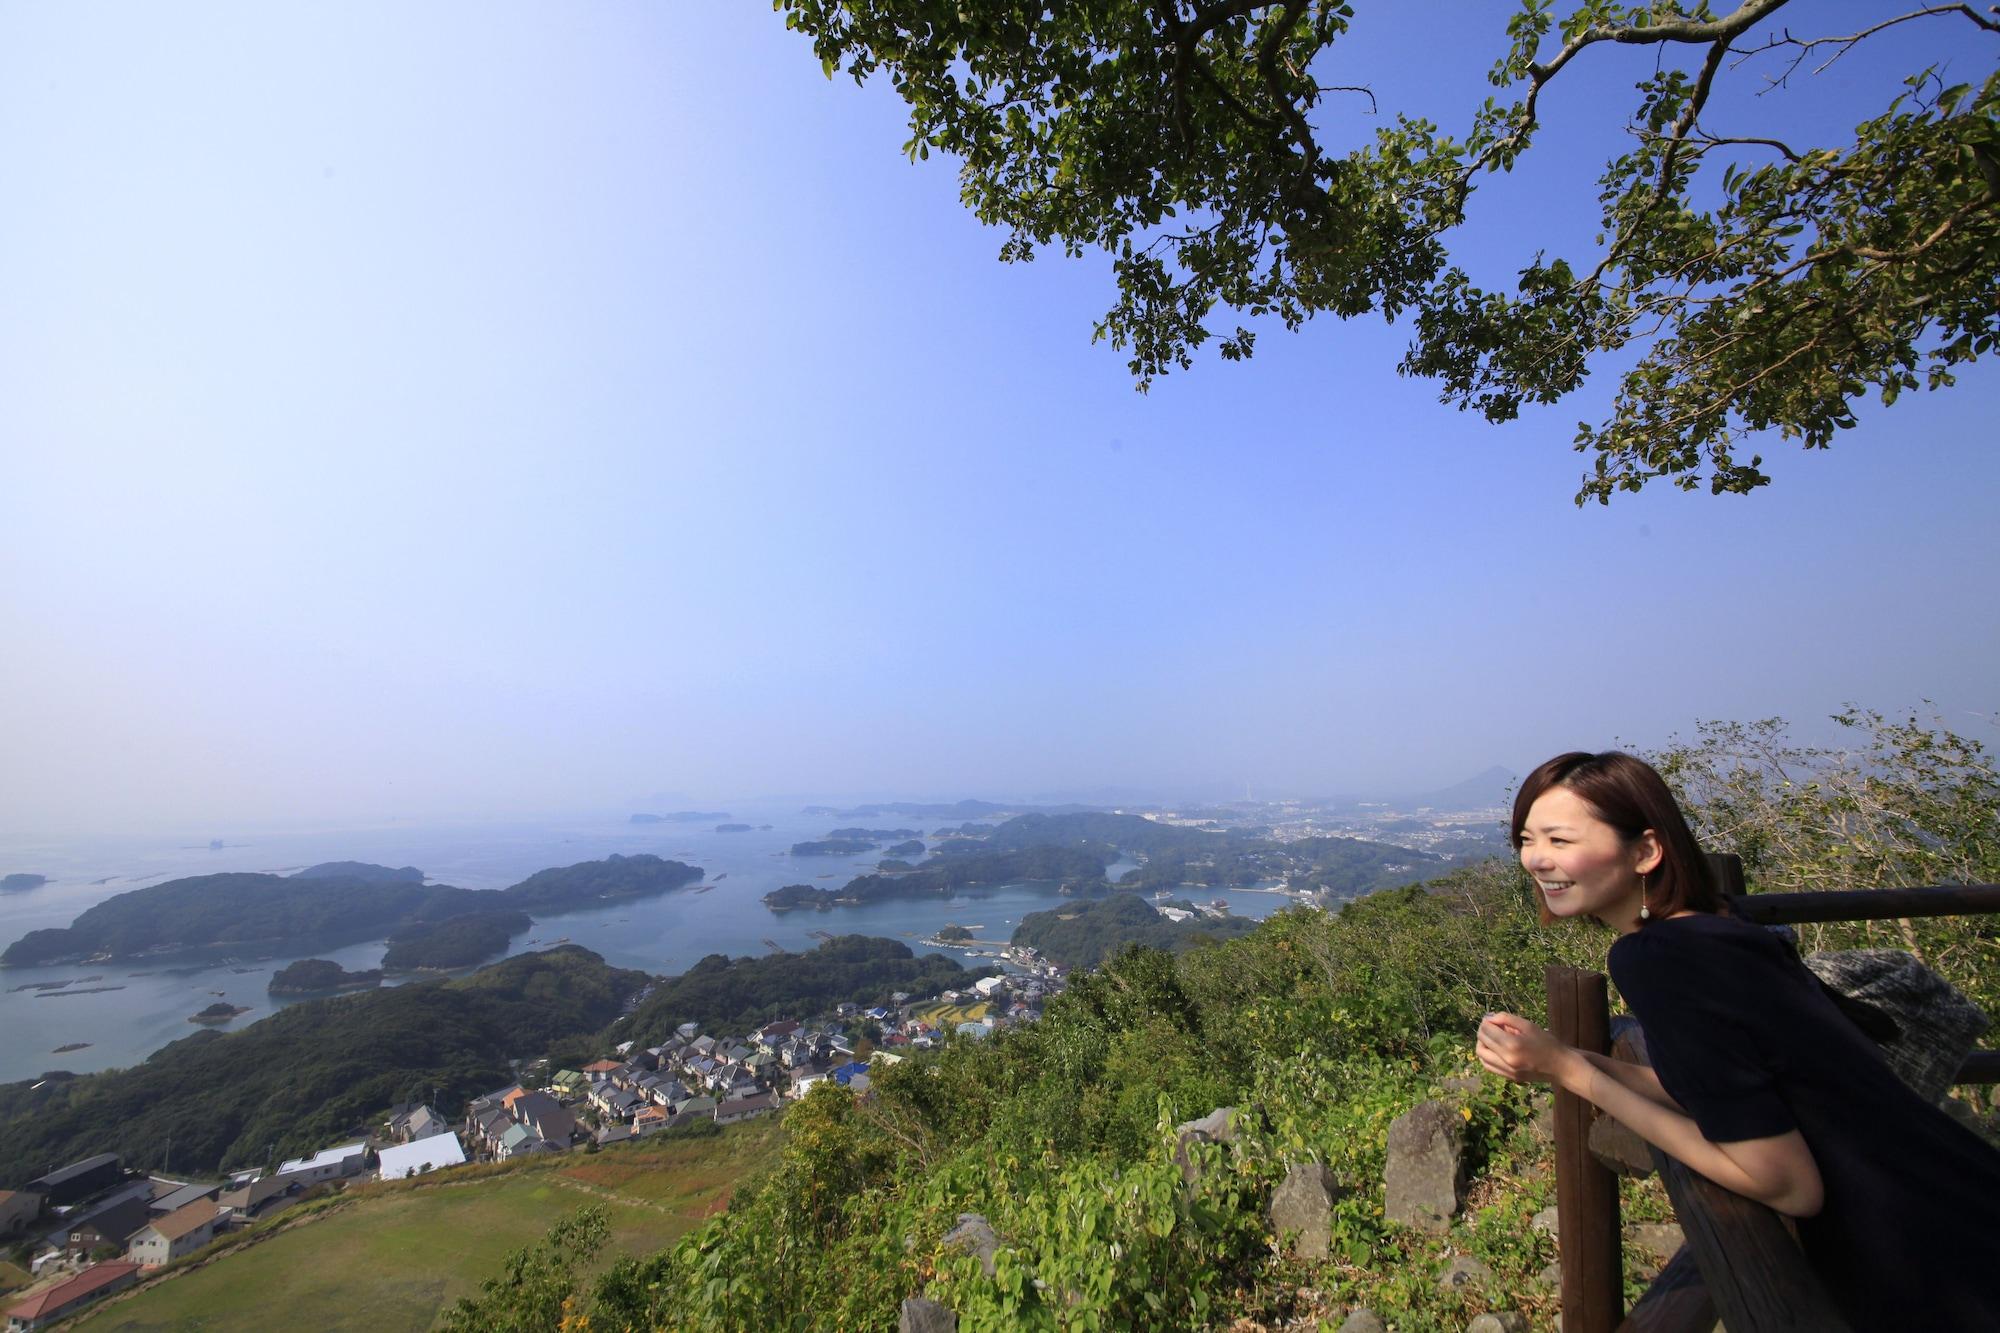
top-left (126, 1200), bottom-right (219, 1268)
top-left (275, 1141), bottom-right (368, 1185)
top-left (377, 1131), bottom-right (467, 1181)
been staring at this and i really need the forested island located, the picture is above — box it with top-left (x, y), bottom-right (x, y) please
top-left (0, 946), bottom-right (647, 1182)
top-left (827, 827), bottom-right (920, 840)
top-left (2, 853), bottom-right (702, 967)
top-left (268, 959), bottom-right (384, 995)
top-left (381, 909), bottom-right (533, 970)
top-left (629, 811), bottom-right (730, 824)
top-left (2, 873), bottom-right (48, 891)
top-left (715, 823), bottom-right (753, 833)
top-left (790, 839), bottom-right (878, 856)
top-left (763, 846), bottom-right (1110, 912)
top-left (1011, 894), bottom-right (1259, 969)
top-left (189, 1001), bottom-right (251, 1024)
top-left (618, 935), bottom-right (993, 1045)
top-left (886, 839), bottom-right (927, 856)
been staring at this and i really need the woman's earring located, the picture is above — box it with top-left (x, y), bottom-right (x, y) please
top-left (1639, 872), bottom-right (1651, 921)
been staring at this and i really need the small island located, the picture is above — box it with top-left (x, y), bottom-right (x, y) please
top-left (189, 1001), bottom-right (251, 1024)
top-left (790, 839), bottom-right (877, 856)
top-left (2, 873), bottom-right (48, 891)
top-left (52, 1041), bottom-right (91, 1054)
top-left (762, 883), bottom-right (837, 912)
top-left (935, 924), bottom-right (976, 942)
top-left (885, 839), bottom-right (927, 856)
top-left (268, 958), bottom-right (385, 995)
top-left (630, 811), bottom-right (731, 824)
top-left (715, 823), bottom-right (753, 833)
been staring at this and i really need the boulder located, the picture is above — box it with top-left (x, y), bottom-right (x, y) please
top-left (1530, 1206), bottom-right (1559, 1238)
top-left (1173, 1106), bottom-right (1239, 1182)
top-left (1440, 1074), bottom-right (1484, 1097)
top-left (1337, 1311), bottom-right (1387, 1333)
top-left (899, 1296), bottom-right (957, 1333)
top-left (1437, 1254), bottom-right (1493, 1293)
top-left (1267, 1162), bottom-right (1342, 1260)
top-left (1386, 1100), bottom-right (1466, 1231)
top-left (1626, 1221), bottom-right (1685, 1265)
top-left (1536, 1260), bottom-right (1562, 1290)
top-left (941, 1213), bottom-right (1002, 1278)
top-left (1467, 1315), bottom-right (1528, 1333)
top-left (1587, 1113), bottom-right (1655, 1176)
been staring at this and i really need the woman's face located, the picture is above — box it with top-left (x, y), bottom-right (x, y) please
top-left (1517, 785), bottom-right (1657, 931)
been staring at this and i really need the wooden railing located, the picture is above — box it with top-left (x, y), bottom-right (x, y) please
top-left (1547, 855), bottom-right (2000, 1333)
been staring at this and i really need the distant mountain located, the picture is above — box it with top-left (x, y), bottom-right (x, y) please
top-left (811, 800), bottom-right (1105, 819)
top-left (1406, 766), bottom-right (1517, 811)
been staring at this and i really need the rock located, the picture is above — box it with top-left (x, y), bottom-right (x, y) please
top-left (1467, 1315), bottom-right (1528, 1333)
top-left (1626, 1221), bottom-right (1685, 1264)
top-left (1537, 1260), bottom-right (1562, 1289)
top-left (1528, 1096), bottom-right (1556, 1145)
top-left (1337, 1311), bottom-right (1387, 1333)
top-left (1440, 1074), bottom-right (1483, 1096)
top-left (1438, 1254), bottom-right (1493, 1293)
top-left (1386, 1100), bottom-right (1466, 1231)
top-left (1587, 1113), bottom-right (1656, 1176)
top-left (1267, 1162), bottom-right (1342, 1260)
top-left (899, 1296), bottom-right (957, 1333)
top-left (1530, 1206), bottom-right (1559, 1237)
top-left (941, 1213), bottom-right (1002, 1278)
top-left (1173, 1106), bottom-right (1239, 1181)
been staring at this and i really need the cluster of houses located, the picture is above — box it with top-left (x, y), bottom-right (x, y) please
top-left (2, 968), bottom-right (1063, 1328)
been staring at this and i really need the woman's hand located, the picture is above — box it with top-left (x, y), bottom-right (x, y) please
top-left (1477, 1012), bottom-right (1584, 1089)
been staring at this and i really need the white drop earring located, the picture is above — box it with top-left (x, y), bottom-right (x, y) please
top-left (1638, 871), bottom-right (1651, 921)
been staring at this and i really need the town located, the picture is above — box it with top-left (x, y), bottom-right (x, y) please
top-left (0, 958), bottom-right (1065, 1329)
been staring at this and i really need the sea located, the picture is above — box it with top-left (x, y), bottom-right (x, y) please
top-left (0, 806), bottom-right (1303, 1084)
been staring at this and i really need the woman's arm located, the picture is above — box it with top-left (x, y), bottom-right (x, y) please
top-left (1574, 1050), bottom-right (1682, 1112)
top-left (1478, 1013), bottom-right (1824, 1218)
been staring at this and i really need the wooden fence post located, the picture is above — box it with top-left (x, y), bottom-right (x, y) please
top-left (1548, 964), bottom-right (1621, 1333)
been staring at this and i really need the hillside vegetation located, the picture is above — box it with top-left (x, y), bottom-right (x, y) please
top-left (1011, 893), bottom-right (1259, 968)
top-left (454, 711), bottom-right (1999, 1331)
top-left (0, 947), bottom-right (647, 1182)
top-left (617, 936), bottom-right (993, 1048)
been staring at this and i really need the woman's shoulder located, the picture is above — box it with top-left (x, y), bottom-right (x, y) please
top-left (1608, 912), bottom-right (1788, 994)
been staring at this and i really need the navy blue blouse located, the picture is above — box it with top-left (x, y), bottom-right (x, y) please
top-left (1608, 912), bottom-right (2000, 1331)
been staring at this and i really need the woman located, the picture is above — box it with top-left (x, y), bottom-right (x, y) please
top-left (1476, 750), bottom-right (2000, 1331)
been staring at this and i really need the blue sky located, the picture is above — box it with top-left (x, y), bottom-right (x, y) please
top-left (3, 3), bottom-right (1995, 831)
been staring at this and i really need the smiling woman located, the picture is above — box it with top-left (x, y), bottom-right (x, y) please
top-left (1478, 750), bottom-right (2000, 1329)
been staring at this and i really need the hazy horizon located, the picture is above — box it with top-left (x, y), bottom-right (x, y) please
top-left (6, 3), bottom-right (1995, 835)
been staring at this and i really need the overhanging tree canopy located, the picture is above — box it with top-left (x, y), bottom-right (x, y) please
top-left (776, 1), bottom-right (2000, 502)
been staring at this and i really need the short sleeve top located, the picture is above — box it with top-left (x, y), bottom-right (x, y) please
top-left (1607, 911), bottom-right (2000, 1331)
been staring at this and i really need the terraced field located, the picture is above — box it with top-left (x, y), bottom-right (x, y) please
top-left (73, 1119), bottom-right (782, 1332)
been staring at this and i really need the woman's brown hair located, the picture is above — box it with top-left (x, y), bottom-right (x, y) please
top-left (1511, 751), bottom-right (1723, 925)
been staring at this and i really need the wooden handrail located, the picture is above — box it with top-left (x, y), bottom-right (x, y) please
top-left (1547, 965), bottom-right (1621, 1333)
top-left (1729, 883), bottom-right (2000, 924)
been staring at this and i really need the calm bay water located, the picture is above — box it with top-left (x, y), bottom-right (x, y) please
top-left (0, 809), bottom-right (1298, 1083)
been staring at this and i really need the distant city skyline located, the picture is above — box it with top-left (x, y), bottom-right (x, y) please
top-left (4, 3), bottom-right (1995, 834)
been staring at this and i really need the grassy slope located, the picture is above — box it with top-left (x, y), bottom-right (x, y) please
top-left (73, 1119), bottom-right (781, 1333)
